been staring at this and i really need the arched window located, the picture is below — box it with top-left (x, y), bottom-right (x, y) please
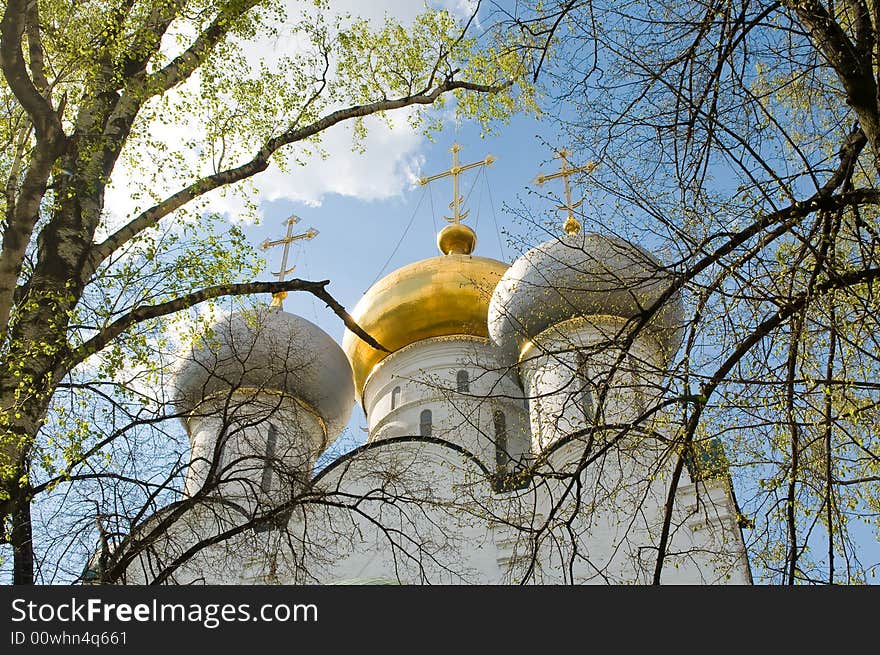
top-left (391, 386), bottom-right (401, 410)
top-left (211, 424), bottom-right (230, 483)
top-left (493, 410), bottom-right (509, 474)
top-left (260, 423), bottom-right (278, 493)
top-left (456, 369), bottom-right (470, 393)
top-left (419, 409), bottom-right (432, 437)
top-left (627, 353), bottom-right (645, 415)
top-left (534, 398), bottom-right (543, 442)
top-left (576, 353), bottom-right (595, 421)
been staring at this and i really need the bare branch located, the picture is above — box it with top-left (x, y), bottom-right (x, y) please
top-left (66, 278), bottom-right (389, 370)
top-left (87, 78), bottom-right (510, 275)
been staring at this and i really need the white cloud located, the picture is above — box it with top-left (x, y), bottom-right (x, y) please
top-left (104, 105), bottom-right (426, 230)
top-left (255, 110), bottom-right (426, 208)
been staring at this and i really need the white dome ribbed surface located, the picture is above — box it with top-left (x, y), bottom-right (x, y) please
top-left (173, 307), bottom-right (354, 438)
top-left (488, 232), bottom-right (684, 361)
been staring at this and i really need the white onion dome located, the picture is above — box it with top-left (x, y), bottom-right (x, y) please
top-left (488, 231), bottom-right (685, 362)
top-left (173, 306), bottom-right (355, 439)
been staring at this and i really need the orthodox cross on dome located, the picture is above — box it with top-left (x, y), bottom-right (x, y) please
top-left (260, 215), bottom-right (318, 308)
top-left (419, 143), bottom-right (496, 225)
top-left (534, 148), bottom-right (596, 235)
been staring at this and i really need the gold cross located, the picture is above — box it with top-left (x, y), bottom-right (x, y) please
top-left (419, 143), bottom-right (496, 224)
top-left (534, 149), bottom-right (596, 235)
top-left (259, 215), bottom-right (318, 308)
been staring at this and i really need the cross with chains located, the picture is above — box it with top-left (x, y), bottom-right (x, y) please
top-left (419, 143), bottom-right (495, 224)
top-left (534, 149), bottom-right (596, 235)
top-left (260, 215), bottom-right (318, 308)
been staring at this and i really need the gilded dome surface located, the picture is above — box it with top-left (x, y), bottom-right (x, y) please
top-left (488, 232), bottom-right (685, 362)
top-left (174, 307), bottom-right (355, 438)
top-left (342, 254), bottom-right (509, 397)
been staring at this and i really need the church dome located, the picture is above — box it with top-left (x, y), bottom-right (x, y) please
top-left (342, 253), bottom-right (509, 398)
top-left (488, 231), bottom-right (685, 362)
top-left (174, 306), bottom-right (355, 439)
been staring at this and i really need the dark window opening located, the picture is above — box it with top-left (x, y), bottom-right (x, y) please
top-left (576, 353), bottom-right (595, 422)
top-left (491, 409), bottom-right (528, 493)
top-left (211, 425), bottom-right (229, 484)
top-left (456, 370), bottom-right (470, 393)
top-left (419, 409), bottom-right (432, 437)
top-left (260, 423), bottom-right (278, 494)
top-left (493, 410), bottom-right (509, 474)
top-left (391, 386), bottom-right (401, 410)
top-left (627, 353), bottom-right (646, 416)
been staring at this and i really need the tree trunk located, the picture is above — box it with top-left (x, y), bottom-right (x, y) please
top-left (11, 490), bottom-right (33, 584)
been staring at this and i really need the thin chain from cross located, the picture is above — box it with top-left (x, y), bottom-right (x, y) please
top-left (534, 149), bottom-right (597, 235)
top-left (260, 215), bottom-right (318, 308)
top-left (419, 143), bottom-right (496, 224)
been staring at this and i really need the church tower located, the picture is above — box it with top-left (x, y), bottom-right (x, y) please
top-left (342, 145), bottom-right (529, 476)
top-left (484, 151), bottom-right (749, 582)
top-left (172, 217), bottom-right (354, 514)
top-left (173, 307), bottom-right (354, 511)
top-left (118, 145), bottom-right (751, 585)
top-left (488, 228), bottom-right (684, 454)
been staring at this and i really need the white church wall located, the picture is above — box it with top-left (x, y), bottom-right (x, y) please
top-left (363, 336), bottom-right (530, 471)
top-left (527, 436), bottom-right (751, 584)
top-left (520, 315), bottom-right (669, 453)
top-left (184, 391), bottom-right (326, 512)
top-left (306, 441), bottom-right (506, 583)
top-left (122, 426), bottom-right (750, 585)
top-left (122, 296), bottom-right (752, 585)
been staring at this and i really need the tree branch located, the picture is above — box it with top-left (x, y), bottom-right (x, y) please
top-left (652, 265), bottom-right (880, 583)
top-left (784, 0), bottom-right (880, 163)
top-left (0, 0), bottom-right (62, 138)
top-left (140, 0), bottom-right (261, 96)
top-left (65, 279), bottom-right (389, 370)
top-left (86, 78), bottom-right (510, 275)
top-left (24, 0), bottom-right (48, 96)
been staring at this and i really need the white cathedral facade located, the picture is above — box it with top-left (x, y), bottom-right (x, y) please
top-left (118, 165), bottom-right (752, 585)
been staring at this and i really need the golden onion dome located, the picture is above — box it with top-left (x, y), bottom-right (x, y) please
top-left (437, 223), bottom-right (477, 255)
top-left (342, 249), bottom-right (509, 399)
